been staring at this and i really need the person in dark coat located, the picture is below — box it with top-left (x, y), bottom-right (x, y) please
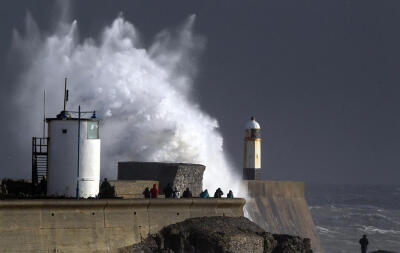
top-left (150, 184), bottom-right (159, 198)
top-left (214, 188), bottom-right (223, 198)
top-left (38, 177), bottom-right (47, 195)
top-left (172, 187), bottom-right (180, 198)
top-left (143, 187), bottom-right (151, 198)
top-left (227, 190), bottom-right (234, 198)
top-left (1, 181), bottom-right (8, 195)
top-left (163, 183), bottom-right (174, 198)
top-left (99, 178), bottom-right (116, 198)
top-left (359, 234), bottom-right (369, 253)
top-left (182, 187), bottom-right (192, 198)
top-left (199, 189), bottom-right (210, 198)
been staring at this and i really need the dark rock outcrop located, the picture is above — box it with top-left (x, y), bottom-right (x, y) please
top-left (120, 216), bottom-right (313, 253)
top-left (370, 251), bottom-right (398, 253)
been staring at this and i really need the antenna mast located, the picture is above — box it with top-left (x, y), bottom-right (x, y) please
top-left (63, 77), bottom-right (68, 111)
top-left (43, 90), bottom-right (46, 138)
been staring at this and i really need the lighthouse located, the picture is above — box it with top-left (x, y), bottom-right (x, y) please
top-left (46, 79), bottom-right (101, 198)
top-left (243, 116), bottom-right (261, 180)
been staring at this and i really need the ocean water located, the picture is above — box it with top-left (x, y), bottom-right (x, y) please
top-left (306, 184), bottom-right (400, 253)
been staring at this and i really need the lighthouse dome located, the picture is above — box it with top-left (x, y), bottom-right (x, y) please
top-left (245, 116), bottom-right (260, 129)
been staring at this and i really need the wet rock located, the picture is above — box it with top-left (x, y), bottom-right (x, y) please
top-left (121, 216), bottom-right (313, 253)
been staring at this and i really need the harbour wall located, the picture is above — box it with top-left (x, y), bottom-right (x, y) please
top-left (244, 180), bottom-right (323, 252)
top-left (0, 198), bottom-right (245, 253)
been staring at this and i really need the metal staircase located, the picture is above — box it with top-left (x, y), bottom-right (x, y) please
top-left (32, 137), bottom-right (48, 185)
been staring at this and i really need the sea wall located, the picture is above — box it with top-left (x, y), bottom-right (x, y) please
top-left (244, 180), bottom-right (323, 253)
top-left (0, 198), bottom-right (245, 253)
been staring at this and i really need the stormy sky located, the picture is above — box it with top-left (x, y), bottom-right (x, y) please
top-left (0, 0), bottom-right (399, 185)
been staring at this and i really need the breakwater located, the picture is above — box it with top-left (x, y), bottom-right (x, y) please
top-left (0, 198), bottom-right (245, 252)
top-left (244, 180), bottom-right (323, 252)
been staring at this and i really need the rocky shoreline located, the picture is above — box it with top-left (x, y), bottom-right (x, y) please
top-left (119, 216), bottom-right (313, 253)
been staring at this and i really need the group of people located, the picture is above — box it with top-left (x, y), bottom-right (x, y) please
top-left (142, 184), bottom-right (234, 199)
top-left (143, 183), bottom-right (181, 199)
top-left (200, 188), bottom-right (234, 198)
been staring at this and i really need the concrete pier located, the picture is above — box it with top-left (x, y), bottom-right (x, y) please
top-left (0, 198), bottom-right (245, 252)
top-left (244, 180), bottom-right (323, 252)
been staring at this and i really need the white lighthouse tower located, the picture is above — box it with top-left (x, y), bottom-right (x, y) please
top-left (46, 79), bottom-right (101, 198)
top-left (243, 116), bottom-right (261, 180)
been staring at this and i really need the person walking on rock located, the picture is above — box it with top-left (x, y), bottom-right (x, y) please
top-left (182, 187), bottom-right (192, 198)
top-left (227, 190), bottom-right (234, 198)
top-left (163, 183), bottom-right (173, 198)
top-left (214, 188), bottom-right (223, 198)
top-left (200, 189), bottom-right (210, 198)
top-left (359, 234), bottom-right (369, 253)
top-left (150, 184), bottom-right (159, 198)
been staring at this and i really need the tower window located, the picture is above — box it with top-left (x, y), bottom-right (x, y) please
top-left (62, 129), bottom-right (67, 134)
top-left (87, 121), bottom-right (99, 139)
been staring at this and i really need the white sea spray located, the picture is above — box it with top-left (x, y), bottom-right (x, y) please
top-left (11, 13), bottom-right (245, 197)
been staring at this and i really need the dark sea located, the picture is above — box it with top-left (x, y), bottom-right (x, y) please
top-left (306, 184), bottom-right (400, 253)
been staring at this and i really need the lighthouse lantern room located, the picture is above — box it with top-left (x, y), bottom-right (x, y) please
top-left (243, 116), bottom-right (261, 180)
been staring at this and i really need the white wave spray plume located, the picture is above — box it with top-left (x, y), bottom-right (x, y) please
top-left (11, 13), bottom-right (245, 196)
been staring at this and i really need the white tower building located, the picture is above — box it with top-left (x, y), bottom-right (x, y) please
top-left (243, 116), bottom-right (261, 180)
top-left (47, 111), bottom-right (101, 198)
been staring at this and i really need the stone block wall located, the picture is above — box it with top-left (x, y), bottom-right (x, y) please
top-left (109, 180), bottom-right (159, 198)
top-left (118, 162), bottom-right (205, 196)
